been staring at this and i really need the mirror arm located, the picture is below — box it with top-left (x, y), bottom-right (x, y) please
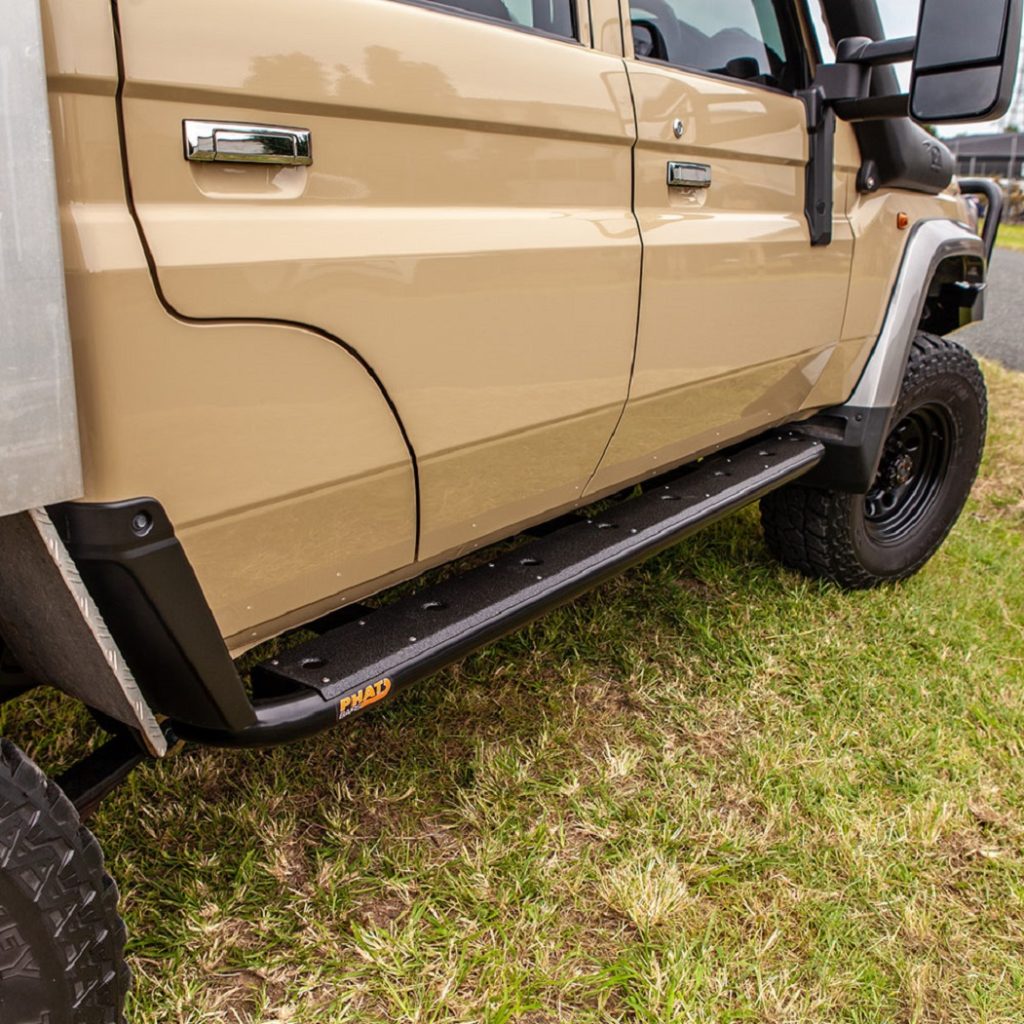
top-left (803, 32), bottom-right (916, 237)
top-left (815, 34), bottom-right (918, 116)
top-left (833, 94), bottom-right (911, 122)
top-left (836, 35), bottom-right (917, 67)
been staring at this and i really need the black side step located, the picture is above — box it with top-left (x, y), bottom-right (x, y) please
top-left (173, 434), bottom-right (823, 748)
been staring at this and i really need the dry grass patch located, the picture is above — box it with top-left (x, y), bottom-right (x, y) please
top-left (2, 360), bottom-right (1023, 1022)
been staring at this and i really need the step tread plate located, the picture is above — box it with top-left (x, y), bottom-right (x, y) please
top-left (254, 435), bottom-right (823, 704)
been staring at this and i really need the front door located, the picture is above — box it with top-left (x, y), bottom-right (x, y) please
top-left (588, 0), bottom-right (855, 495)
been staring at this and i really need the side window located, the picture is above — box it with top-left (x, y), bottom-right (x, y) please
top-left (427, 0), bottom-right (575, 38)
top-left (630, 0), bottom-right (806, 92)
top-left (806, 0), bottom-right (837, 64)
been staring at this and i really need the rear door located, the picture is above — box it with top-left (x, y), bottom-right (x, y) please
top-left (115, 0), bottom-right (641, 562)
top-left (588, 0), bottom-right (855, 495)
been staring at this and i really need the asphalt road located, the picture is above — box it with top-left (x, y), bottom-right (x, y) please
top-left (959, 247), bottom-right (1023, 371)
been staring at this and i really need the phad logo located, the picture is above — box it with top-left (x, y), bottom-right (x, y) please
top-left (338, 677), bottom-right (392, 720)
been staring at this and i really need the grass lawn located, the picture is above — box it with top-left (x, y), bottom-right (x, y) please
top-left (997, 223), bottom-right (1024, 252)
top-left (4, 360), bottom-right (1024, 1023)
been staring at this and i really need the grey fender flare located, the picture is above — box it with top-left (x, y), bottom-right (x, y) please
top-left (798, 219), bottom-right (986, 493)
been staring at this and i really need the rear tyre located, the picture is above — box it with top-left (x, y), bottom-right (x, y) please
top-left (0, 739), bottom-right (129, 1023)
top-left (760, 334), bottom-right (987, 589)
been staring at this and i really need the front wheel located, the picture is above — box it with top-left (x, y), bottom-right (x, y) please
top-left (761, 334), bottom-right (987, 589)
top-left (0, 739), bottom-right (129, 1023)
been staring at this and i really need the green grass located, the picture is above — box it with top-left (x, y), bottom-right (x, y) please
top-left (4, 360), bottom-right (1024, 1023)
top-left (997, 223), bottom-right (1024, 251)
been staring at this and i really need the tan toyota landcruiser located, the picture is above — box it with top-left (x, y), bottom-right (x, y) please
top-left (0, 0), bottom-right (1020, 1016)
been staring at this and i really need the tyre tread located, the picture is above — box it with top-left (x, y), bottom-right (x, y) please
top-left (0, 739), bottom-right (129, 1023)
top-left (761, 334), bottom-right (987, 589)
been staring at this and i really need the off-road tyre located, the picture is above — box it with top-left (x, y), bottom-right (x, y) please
top-left (760, 333), bottom-right (987, 589)
top-left (0, 739), bottom-right (129, 1023)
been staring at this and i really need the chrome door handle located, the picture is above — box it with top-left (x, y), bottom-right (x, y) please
top-left (667, 162), bottom-right (712, 188)
top-left (183, 120), bottom-right (312, 166)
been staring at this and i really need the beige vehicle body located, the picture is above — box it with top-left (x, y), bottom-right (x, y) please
top-left (41, 0), bottom-right (968, 647)
top-left (2, 0), bottom-right (1003, 747)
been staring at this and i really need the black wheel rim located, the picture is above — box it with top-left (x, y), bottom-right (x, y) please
top-left (863, 403), bottom-right (956, 546)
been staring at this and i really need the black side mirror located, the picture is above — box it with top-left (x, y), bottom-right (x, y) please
top-left (910, 0), bottom-right (1023, 123)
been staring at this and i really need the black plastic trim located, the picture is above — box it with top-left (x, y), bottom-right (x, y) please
top-left (48, 499), bottom-right (255, 732)
top-left (792, 405), bottom-right (894, 492)
top-left (174, 434), bottom-right (824, 748)
top-left (800, 86), bottom-right (836, 246)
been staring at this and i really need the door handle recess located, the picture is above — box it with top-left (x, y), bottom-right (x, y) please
top-left (667, 161), bottom-right (712, 188)
top-left (183, 120), bottom-right (312, 166)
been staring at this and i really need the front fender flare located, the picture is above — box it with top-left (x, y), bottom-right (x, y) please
top-left (798, 219), bottom-right (985, 493)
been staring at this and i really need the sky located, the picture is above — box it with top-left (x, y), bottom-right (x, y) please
top-left (875, 0), bottom-right (1024, 136)
top-left (875, 0), bottom-right (919, 39)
